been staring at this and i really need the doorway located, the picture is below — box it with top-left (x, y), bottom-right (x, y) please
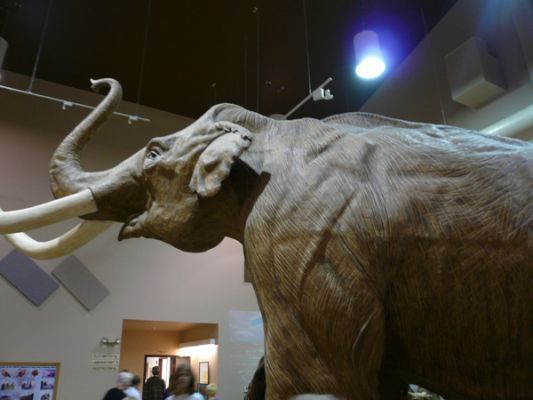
top-left (144, 355), bottom-right (190, 387)
top-left (119, 319), bottom-right (219, 391)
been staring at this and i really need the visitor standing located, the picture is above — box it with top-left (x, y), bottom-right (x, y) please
top-left (143, 366), bottom-right (166, 400)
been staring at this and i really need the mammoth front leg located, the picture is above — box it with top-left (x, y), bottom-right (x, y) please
top-left (261, 317), bottom-right (339, 399)
top-left (245, 203), bottom-right (388, 398)
top-left (259, 287), bottom-right (386, 400)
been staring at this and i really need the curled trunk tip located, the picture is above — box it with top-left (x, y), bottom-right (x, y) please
top-left (49, 78), bottom-right (123, 198)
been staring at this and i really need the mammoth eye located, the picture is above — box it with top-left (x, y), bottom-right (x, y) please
top-left (146, 149), bottom-right (160, 160)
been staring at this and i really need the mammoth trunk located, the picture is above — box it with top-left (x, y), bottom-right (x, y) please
top-left (0, 78), bottom-right (141, 259)
top-left (49, 78), bottom-right (123, 199)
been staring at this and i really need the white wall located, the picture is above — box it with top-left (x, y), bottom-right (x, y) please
top-left (0, 72), bottom-right (261, 400)
top-left (360, 0), bottom-right (533, 141)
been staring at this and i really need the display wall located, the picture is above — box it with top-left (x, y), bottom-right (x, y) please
top-left (0, 72), bottom-right (261, 400)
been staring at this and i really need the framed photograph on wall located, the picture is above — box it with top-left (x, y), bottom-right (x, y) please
top-left (198, 361), bottom-right (209, 384)
top-left (0, 362), bottom-right (60, 400)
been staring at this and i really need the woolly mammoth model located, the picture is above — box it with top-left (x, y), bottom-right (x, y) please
top-left (1, 79), bottom-right (532, 399)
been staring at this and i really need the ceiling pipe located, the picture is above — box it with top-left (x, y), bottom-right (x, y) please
top-left (0, 83), bottom-right (150, 123)
top-left (481, 103), bottom-right (533, 139)
top-left (284, 77), bottom-right (333, 119)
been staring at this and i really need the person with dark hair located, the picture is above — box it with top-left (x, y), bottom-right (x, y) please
top-left (143, 366), bottom-right (166, 400)
top-left (165, 364), bottom-right (203, 400)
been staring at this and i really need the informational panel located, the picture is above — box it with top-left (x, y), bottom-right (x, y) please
top-left (91, 353), bottom-right (120, 371)
top-left (0, 362), bottom-right (60, 400)
top-left (229, 310), bottom-right (264, 344)
top-left (228, 310), bottom-right (264, 393)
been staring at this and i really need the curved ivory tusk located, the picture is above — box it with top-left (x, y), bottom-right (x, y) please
top-left (2, 220), bottom-right (113, 259)
top-left (0, 189), bottom-right (98, 233)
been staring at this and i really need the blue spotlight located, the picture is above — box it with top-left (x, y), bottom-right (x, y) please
top-left (353, 30), bottom-right (386, 79)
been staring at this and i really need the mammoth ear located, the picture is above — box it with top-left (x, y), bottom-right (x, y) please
top-left (189, 122), bottom-right (252, 197)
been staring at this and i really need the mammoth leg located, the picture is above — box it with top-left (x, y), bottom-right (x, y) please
top-left (260, 293), bottom-right (385, 400)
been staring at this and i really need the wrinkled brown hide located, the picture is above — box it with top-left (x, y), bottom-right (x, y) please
top-left (48, 81), bottom-right (533, 400)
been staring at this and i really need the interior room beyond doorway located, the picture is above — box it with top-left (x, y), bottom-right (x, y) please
top-left (119, 319), bottom-right (218, 394)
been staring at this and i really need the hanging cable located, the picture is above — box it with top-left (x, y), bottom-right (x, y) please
top-left (211, 82), bottom-right (217, 104)
top-left (302, 0), bottom-right (312, 94)
top-left (1, 1), bottom-right (20, 37)
top-left (243, 32), bottom-right (248, 108)
top-left (135, 0), bottom-right (151, 117)
top-left (28, 0), bottom-right (54, 92)
top-left (420, 7), bottom-right (447, 124)
top-left (0, 0), bottom-right (150, 123)
top-left (253, 6), bottom-right (260, 112)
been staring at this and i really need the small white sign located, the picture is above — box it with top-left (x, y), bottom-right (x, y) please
top-left (91, 353), bottom-right (120, 371)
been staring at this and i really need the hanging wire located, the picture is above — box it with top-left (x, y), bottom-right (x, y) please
top-left (302, 0), bottom-right (312, 94)
top-left (135, 0), bottom-right (152, 117)
top-left (360, 0), bottom-right (368, 30)
top-left (420, 7), bottom-right (447, 124)
top-left (243, 32), bottom-right (248, 108)
top-left (28, 0), bottom-right (54, 92)
top-left (0, 0), bottom-right (150, 123)
top-left (253, 6), bottom-right (260, 112)
top-left (1, 1), bottom-right (20, 37)
top-left (211, 82), bottom-right (217, 104)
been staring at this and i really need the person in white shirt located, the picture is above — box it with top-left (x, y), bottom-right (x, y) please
top-left (124, 375), bottom-right (142, 400)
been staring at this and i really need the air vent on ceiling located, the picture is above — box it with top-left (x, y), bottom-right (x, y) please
top-left (445, 37), bottom-right (506, 108)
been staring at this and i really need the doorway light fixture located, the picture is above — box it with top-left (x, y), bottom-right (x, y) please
top-left (353, 30), bottom-right (386, 79)
top-left (178, 338), bottom-right (217, 348)
top-left (177, 338), bottom-right (218, 358)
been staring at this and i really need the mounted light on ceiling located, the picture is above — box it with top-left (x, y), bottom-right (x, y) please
top-left (353, 30), bottom-right (386, 79)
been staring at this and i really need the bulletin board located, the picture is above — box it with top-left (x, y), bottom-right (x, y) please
top-left (0, 362), bottom-right (60, 400)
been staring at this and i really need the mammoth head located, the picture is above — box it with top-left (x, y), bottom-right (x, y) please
top-left (40, 78), bottom-right (267, 253)
top-left (117, 120), bottom-right (254, 251)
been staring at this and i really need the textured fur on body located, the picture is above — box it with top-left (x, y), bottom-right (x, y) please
top-left (231, 108), bottom-right (532, 399)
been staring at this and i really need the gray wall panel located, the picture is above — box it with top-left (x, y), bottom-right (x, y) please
top-left (0, 250), bottom-right (59, 306)
top-left (52, 256), bottom-right (109, 311)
